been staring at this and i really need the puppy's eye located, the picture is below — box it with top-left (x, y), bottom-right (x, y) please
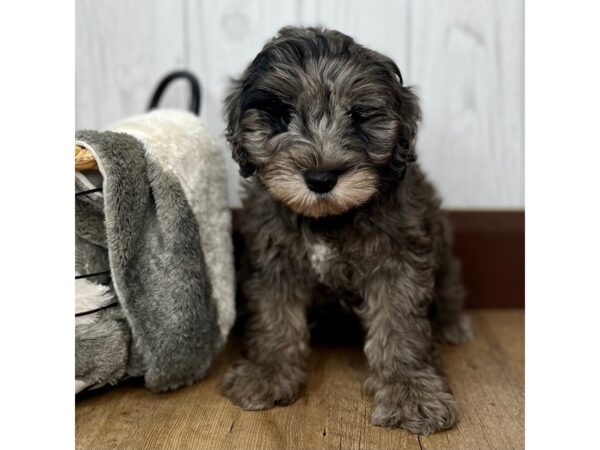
top-left (258, 102), bottom-right (292, 135)
top-left (350, 110), bottom-right (365, 124)
top-left (241, 88), bottom-right (292, 135)
top-left (397, 137), bottom-right (410, 149)
top-left (268, 108), bottom-right (292, 135)
top-left (349, 107), bottom-right (378, 125)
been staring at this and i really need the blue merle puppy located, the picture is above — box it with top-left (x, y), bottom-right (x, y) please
top-left (221, 26), bottom-right (472, 435)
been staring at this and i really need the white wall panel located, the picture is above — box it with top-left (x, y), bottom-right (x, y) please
top-left (298, 0), bottom-right (410, 70)
top-left (407, 0), bottom-right (524, 208)
top-left (75, 0), bottom-right (524, 209)
top-left (185, 0), bottom-right (301, 205)
top-left (75, 0), bottom-right (188, 129)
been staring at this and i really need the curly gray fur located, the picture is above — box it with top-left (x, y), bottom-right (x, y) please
top-left (221, 26), bottom-right (472, 435)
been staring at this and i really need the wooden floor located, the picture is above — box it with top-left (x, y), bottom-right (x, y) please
top-left (76, 309), bottom-right (524, 450)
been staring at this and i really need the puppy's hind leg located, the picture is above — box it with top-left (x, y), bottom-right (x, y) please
top-left (433, 254), bottom-right (473, 344)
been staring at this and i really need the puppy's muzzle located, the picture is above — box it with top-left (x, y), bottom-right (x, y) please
top-left (304, 170), bottom-right (338, 194)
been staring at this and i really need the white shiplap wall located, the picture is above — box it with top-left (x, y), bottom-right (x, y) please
top-left (76, 0), bottom-right (524, 209)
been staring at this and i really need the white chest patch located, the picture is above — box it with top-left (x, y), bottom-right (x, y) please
top-left (308, 242), bottom-right (335, 282)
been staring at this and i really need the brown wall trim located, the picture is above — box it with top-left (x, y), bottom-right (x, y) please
top-left (447, 210), bottom-right (524, 308)
top-left (232, 209), bottom-right (524, 309)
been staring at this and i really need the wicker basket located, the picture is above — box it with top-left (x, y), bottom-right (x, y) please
top-left (75, 144), bottom-right (97, 171)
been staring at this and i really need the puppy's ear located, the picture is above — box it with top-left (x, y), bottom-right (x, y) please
top-left (383, 59), bottom-right (422, 179)
top-left (224, 79), bottom-right (257, 178)
top-left (390, 85), bottom-right (420, 179)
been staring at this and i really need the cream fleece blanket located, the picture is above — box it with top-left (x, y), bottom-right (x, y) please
top-left (75, 110), bottom-right (234, 393)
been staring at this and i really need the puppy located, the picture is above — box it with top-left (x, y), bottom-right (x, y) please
top-left (221, 26), bottom-right (472, 435)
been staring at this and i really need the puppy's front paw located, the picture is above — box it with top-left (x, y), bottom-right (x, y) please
top-left (371, 380), bottom-right (457, 435)
top-left (220, 359), bottom-right (303, 410)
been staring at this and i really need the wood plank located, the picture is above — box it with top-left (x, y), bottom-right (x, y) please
top-left (298, 0), bottom-right (410, 72)
top-left (185, 0), bottom-right (302, 207)
top-left (75, 0), bottom-right (189, 130)
top-left (407, 0), bottom-right (524, 208)
top-left (76, 310), bottom-right (524, 449)
top-left (418, 310), bottom-right (524, 450)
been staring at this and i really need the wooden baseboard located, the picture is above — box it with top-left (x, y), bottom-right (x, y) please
top-left (447, 210), bottom-right (524, 308)
top-left (231, 209), bottom-right (524, 309)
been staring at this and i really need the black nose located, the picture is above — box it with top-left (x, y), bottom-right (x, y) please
top-left (304, 170), bottom-right (338, 194)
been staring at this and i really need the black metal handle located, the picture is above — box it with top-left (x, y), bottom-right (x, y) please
top-left (147, 70), bottom-right (201, 116)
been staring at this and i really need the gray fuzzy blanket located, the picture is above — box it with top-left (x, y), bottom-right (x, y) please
top-left (75, 110), bottom-right (234, 393)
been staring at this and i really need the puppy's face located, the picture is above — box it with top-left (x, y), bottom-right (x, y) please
top-left (225, 27), bottom-right (421, 218)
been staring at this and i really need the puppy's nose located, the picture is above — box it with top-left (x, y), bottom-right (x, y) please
top-left (304, 170), bottom-right (338, 194)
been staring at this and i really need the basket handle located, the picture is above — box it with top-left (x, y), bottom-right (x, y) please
top-left (76, 71), bottom-right (202, 171)
top-left (147, 70), bottom-right (201, 115)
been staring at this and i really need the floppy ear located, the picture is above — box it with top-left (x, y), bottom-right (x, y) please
top-left (384, 59), bottom-right (422, 179)
top-left (224, 80), bottom-right (257, 178)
